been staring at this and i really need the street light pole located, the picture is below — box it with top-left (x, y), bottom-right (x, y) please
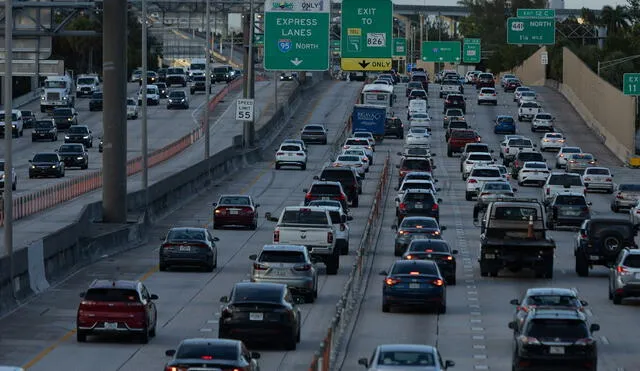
top-left (205, 0), bottom-right (211, 159)
top-left (141, 0), bottom-right (149, 206)
top-left (3, 0), bottom-right (14, 298)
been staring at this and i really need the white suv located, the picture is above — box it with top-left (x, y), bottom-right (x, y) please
top-left (126, 98), bottom-right (139, 120)
top-left (539, 132), bottom-right (565, 151)
top-left (138, 84), bottom-right (160, 106)
top-left (275, 142), bottom-right (307, 170)
top-left (0, 109), bottom-right (24, 137)
top-left (462, 152), bottom-right (495, 180)
top-left (542, 172), bottom-right (585, 203)
top-left (465, 166), bottom-right (505, 200)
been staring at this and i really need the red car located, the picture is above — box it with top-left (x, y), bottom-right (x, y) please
top-left (76, 279), bottom-right (158, 343)
top-left (213, 194), bottom-right (260, 229)
top-left (447, 129), bottom-right (481, 157)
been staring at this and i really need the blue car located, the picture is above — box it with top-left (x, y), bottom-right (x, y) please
top-left (494, 115), bottom-right (516, 134)
top-left (381, 260), bottom-right (446, 314)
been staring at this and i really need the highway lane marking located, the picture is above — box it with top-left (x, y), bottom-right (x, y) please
top-left (473, 354), bottom-right (487, 359)
top-left (474, 365), bottom-right (489, 370)
top-left (22, 329), bottom-right (76, 369)
top-left (600, 335), bottom-right (610, 345)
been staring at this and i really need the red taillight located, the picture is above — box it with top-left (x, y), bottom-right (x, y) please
top-left (327, 231), bottom-right (334, 243)
top-left (201, 356), bottom-right (213, 360)
top-left (337, 193), bottom-right (346, 201)
top-left (636, 209), bottom-right (640, 214)
top-left (276, 152), bottom-right (284, 156)
top-left (432, 204), bottom-right (439, 211)
top-left (616, 193), bottom-right (624, 199)
top-left (253, 262), bottom-right (268, 270)
top-left (506, 148), bottom-right (510, 153)
top-left (617, 265), bottom-right (630, 274)
top-left (340, 223), bottom-right (346, 231)
top-left (584, 177), bottom-right (591, 181)
top-left (162, 243), bottom-right (177, 249)
top-left (385, 277), bottom-right (400, 286)
top-left (582, 207), bottom-right (590, 213)
top-left (546, 188), bottom-right (550, 195)
top-left (296, 153), bottom-right (304, 156)
top-left (405, 254), bottom-right (414, 260)
top-left (476, 137), bottom-right (482, 142)
top-left (399, 202), bottom-right (407, 210)
top-left (443, 256), bottom-right (453, 261)
top-left (605, 178), bottom-right (613, 182)
top-left (575, 338), bottom-right (595, 346)
top-left (305, 193), bottom-right (313, 199)
top-left (274, 229), bottom-right (280, 243)
top-left (432, 279), bottom-right (444, 286)
top-left (580, 232), bottom-right (587, 239)
top-left (294, 263), bottom-right (312, 271)
top-left (221, 307), bottom-right (233, 318)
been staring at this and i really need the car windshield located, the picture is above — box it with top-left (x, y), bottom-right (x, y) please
top-left (232, 285), bottom-right (281, 302)
top-left (77, 78), bottom-right (95, 85)
top-left (494, 207), bottom-right (538, 220)
top-left (548, 174), bottom-right (583, 186)
top-left (280, 145), bottom-right (302, 152)
top-left (527, 320), bottom-right (588, 339)
top-left (176, 343), bottom-right (236, 360)
top-left (468, 154), bottom-right (492, 161)
top-left (35, 121), bottom-right (53, 129)
top-left (213, 67), bottom-right (229, 73)
top-left (169, 92), bottom-right (184, 98)
top-left (619, 184), bottom-right (640, 191)
top-left (623, 255), bottom-right (640, 268)
top-left (85, 288), bottom-right (139, 302)
top-left (570, 154), bottom-right (594, 160)
top-left (402, 159), bottom-right (431, 170)
top-left (59, 145), bottom-right (83, 152)
top-left (67, 126), bottom-right (88, 134)
top-left (281, 209), bottom-right (328, 224)
top-left (167, 68), bottom-right (183, 74)
top-left (376, 351), bottom-right (435, 366)
top-left (536, 114), bottom-right (552, 120)
top-left (127, 99), bottom-right (136, 105)
top-left (586, 168), bottom-right (609, 175)
top-left (525, 295), bottom-right (580, 307)
top-left (401, 182), bottom-right (434, 191)
top-left (483, 182), bottom-right (511, 191)
top-left (555, 195), bottom-right (587, 205)
top-left (218, 196), bottom-right (250, 205)
top-left (167, 229), bottom-right (206, 241)
top-left (497, 117), bottom-right (514, 123)
top-left (258, 250), bottom-right (305, 263)
top-left (337, 155), bottom-right (360, 162)
top-left (33, 154), bottom-right (58, 162)
top-left (391, 262), bottom-right (438, 275)
top-left (471, 169), bottom-right (500, 177)
top-left (305, 125), bottom-right (325, 131)
top-left (408, 240), bottom-right (449, 252)
top-left (525, 162), bottom-right (547, 169)
top-left (53, 109), bottom-right (72, 116)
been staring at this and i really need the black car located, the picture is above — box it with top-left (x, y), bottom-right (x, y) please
top-left (218, 282), bottom-right (301, 350)
top-left (303, 181), bottom-right (349, 210)
top-left (190, 76), bottom-right (211, 95)
top-left (167, 91), bottom-right (189, 109)
top-left (64, 125), bottom-right (93, 148)
top-left (28, 152), bottom-right (65, 178)
top-left (56, 143), bottom-right (89, 169)
top-left (21, 110), bottom-right (36, 128)
top-left (509, 308), bottom-right (599, 371)
top-left (98, 138), bottom-right (103, 153)
top-left (546, 193), bottom-right (591, 229)
top-left (31, 119), bottom-right (58, 142)
top-left (574, 217), bottom-right (639, 276)
top-left (392, 216), bottom-right (446, 256)
top-left (317, 167), bottom-right (361, 205)
top-left (159, 227), bottom-right (219, 271)
top-left (213, 65), bottom-right (234, 83)
top-left (385, 117), bottom-right (404, 138)
top-left (443, 94), bottom-right (466, 114)
top-left (165, 338), bottom-right (260, 371)
top-left (88, 91), bottom-right (103, 111)
top-left (396, 189), bottom-right (442, 223)
top-left (52, 107), bottom-right (78, 130)
top-left (402, 238), bottom-right (458, 285)
top-left (300, 124), bottom-right (328, 144)
top-left (280, 73), bottom-right (294, 81)
top-left (155, 82), bottom-right (168, 98)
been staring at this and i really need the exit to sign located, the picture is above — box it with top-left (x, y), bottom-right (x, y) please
top-left (623, 73), bottom-right (640, 95)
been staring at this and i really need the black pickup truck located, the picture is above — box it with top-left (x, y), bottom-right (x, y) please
top-left (478, 198), bottom-right (556, 279)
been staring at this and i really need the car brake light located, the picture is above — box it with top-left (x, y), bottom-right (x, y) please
top-left (296, 153), bottom-right (304, 156)
top-left (405, 254), bottom-right (414, 260)
top-left (274, 229), bottom-right (280, 243)
top-left (253, 262), bottom-right (268, 270)
top-left (276, 152), bottom-right (284, 156)
top-left (165, 367), bottom-right (188, 371)
top-left (340, 223), bottom-right (346, 231)
top-left (443, 256), bottom-right (453, 261)
top-left (398, 230), bottom-right (409, 235)
top-left (574, 338), bottom-right (595, 346)
top-left (518, 335), bottom-right (541, 345)
top-left (468, 179), bottom-right (477, 183)
top-left (305, 193), bottom-right (313, 199)
top-left (617, 265), bottom-right (630, 275)
top-left (337, 193), bottom-right (346, 201)
top-left (616, 193), bottom-right (624, 199)
top-left (327, 231), bottom-right (334, 243)
top-left (294, 263), bottom-right (312, 271)
top-left (399, 203), bottom-right (407, 210)
top-left (584, 177), bottom-right (591, 181)
top-left (606, 178), bottom-right (613, 182)
top-left (385, 277), bottom-right (400, 286)
top-left (432, 279), bottom-right (444, 286)
top-left (432, 204), bottom-right (439, 211)
top-left (546, 188), bottom-right (550, 195)
top-left (201, 356), bottom-right (213, 360)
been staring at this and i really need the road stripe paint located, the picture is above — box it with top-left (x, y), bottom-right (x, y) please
top-left (22, 329), bottom-right (76, 369)
top-left (600, 335), bottom-right (610, 345)
top-left (470, 311), bottom-right (482, 316)
top-left (474, 354), bottom-right (487, 359)
top-left (467, 291), bottom-right (478, 295)
top-left (468, 304), bottom-right (480, 308)
top-left (207, 319), bottom-right (218, 324)
top-left (472, 335), bottom-right (485, 340)
top-left (468, 297), bottom-right (479, 301)
top-left (471, 327), bottom-right (484, 331)
top-left (473, 344), bottom-right (486, 349)
top-left (474, 365), bottom-right (489, 370)
top-left (470, 319), bottom-right (482, 323)
top-left (199, 328), bottom-right (213, 332)
top-left (466, 285), bottom-right (477, 289)
top-left (465, 279), bottom-right (475, 283)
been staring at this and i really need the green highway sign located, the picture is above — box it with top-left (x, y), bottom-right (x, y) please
top-left (340, 0), bottom-right (394, 71)
top-left (421, 41), bottom-right (461, 63)
top-left (463, 38), bottom-right (481, 63)
top-left (264, 0), bottom-right (330, 71)
top-left (393, 38), bottom-right (406, 57)
top-left (507, 17), bottom-right (555, 45)
top-left (253, 33), bottom-right (264, 45)
top-left (517, 8), bottom-right (556, 18)
top-left (623, 73), bottom-right (640, 95)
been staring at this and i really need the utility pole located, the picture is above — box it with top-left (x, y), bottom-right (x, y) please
top-left (141, 0), bottom-right (149, 207)
top-left (204, 0), bottom-right (211, 159)
top-left (4, 0), bottom-right (14, 297)
top-left (102, 0), bottom-right (128, 222)
top-left (242, 2), bottom-right (255, 148)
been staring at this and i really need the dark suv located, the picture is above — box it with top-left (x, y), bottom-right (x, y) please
top-left (396, 189), bottom-right (442, 223)
top-left (316, 167), bottom-right (361, 207)
top-left (89, 91), bottom-right (103, 111)
top-left (546, 193), bottom-right (591, 229)
top-left (190, 76), bottom-right (211, 94)
top-left (303, 181), bottom-right (349, 210)
top-left (443, 94), bottom-right (466, 113)
top-left (574, 216), bottom-right (639, 276)
top-left (384, 117), bottom-right (404, 138)
top-left (508, 308), bottom-right (599, 371)
top-left (476, 73), bottom-right (495, 89)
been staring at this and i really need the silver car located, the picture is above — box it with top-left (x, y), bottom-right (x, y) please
top-left (555, 146), bottom-right (582, 168)
top-left (612, 183), bottom-right (640, 212)
top-left (358, 344), bottom-right (455, 370)
top-left (609, 248), bottom-right (640, 304)
top-left (249, 244), bottom-right (318, 303)
top-left (565, 153), bottom-right (597, 174)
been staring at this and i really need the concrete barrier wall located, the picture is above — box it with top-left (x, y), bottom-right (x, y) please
top-left (558, 47), bottom-right (635, 163)
top-left (500, 47), bottom-right (547, 86)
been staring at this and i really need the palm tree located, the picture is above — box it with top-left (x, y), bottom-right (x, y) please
top-left (599, 5), bottom-right (631, 34)
top-left (580, 7), bottom-right (597, 25)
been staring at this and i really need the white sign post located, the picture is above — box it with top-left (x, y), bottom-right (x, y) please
top-left (235, 99), bottom-right (255, 122)
top-left (541, 51), bottom-right (548, 65)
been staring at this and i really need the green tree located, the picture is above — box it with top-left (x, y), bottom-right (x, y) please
top-left (599, 5), bottom-right (631, 34)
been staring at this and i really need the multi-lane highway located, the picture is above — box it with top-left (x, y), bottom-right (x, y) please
top-left (1, 76), bottom-right (638, 371)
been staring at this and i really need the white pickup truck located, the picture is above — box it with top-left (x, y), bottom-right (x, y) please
top-left (517, 101), bottom-right (541, 122)
top-left (501, 137), bottom-right (536, 166)
top-left (439, 80), bottom-right (462, 98)
top-left (266, 206), bottom-right (339, 274)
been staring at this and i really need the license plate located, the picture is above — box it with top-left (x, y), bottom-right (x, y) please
top-left (562, 210), bottom-right (580, 216)
top-left (635, 273), bottom-right (640, 279)
top-left (104, 322), bottom-right (118, 330)
top-left (39, 133), bottom-right (45, 136)
top-left (179, 246), bottom-right (191, 252)
top-left (414, 204), bottom-right (423, 209)
top-left (589, 255), bottom-right (599, 260)
top-left (272, 269), bottom-right (288, 276)
top-left (549, 346), bottom-right (564, 355)
top-left (287, 153), bottom-right (293, 156)
top-left (229, 210), bottom-right (239, 215)
top-left (249, 312), bottom-right (263, 321)
top-left (484, 254), bottom-right (495, 259)
top-left (409, 283), bottom-right (420, 289)
top-left (322, 197), bottom-right (330, 200)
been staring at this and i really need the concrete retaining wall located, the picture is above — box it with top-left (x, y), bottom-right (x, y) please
top-left (500, 47), bottom-right (547, 86)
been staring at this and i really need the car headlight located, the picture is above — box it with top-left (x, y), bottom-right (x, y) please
top-left (52, 165), bottom-right (56, 168)
top-left (64, 135), bottom-right (70, 139)
top-left (41, 95), bottom-right (45, 100)
top-left (76, 156), bottom-right (84, 160)
top-left (62, 96), bottom-right (68, 101)
top-left (83, 135), bottom-right (89, 139)
top-left (68, 117), bottom-right (72, 121)
top-left (31, 165), bottom-right (35, 169)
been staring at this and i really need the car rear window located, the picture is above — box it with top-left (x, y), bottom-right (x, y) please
top-left (497, 117), bottom-right (514, 123)
top-left (408, 240), bottom-right (449, 252)
top-left (405, 192), bottom-right (435, 203)
top-left (527, 320), bottom-right (588, 339)
top-left (619, 184), bottom-right (640, 191)
top-left (401, 182), bottom-right (434, 192)
top-left (445, 109), bottom-right (463, 116)
top-left (411, 90), bottom-right (427, 96)
top-left (259, 250), bottom-right (305, 263)
top-left (525, 295), bottom-right (580, 307)
top-left (281, 145), bottom-right (302, 151)
top-left (518, 153), bottom-right (544, 162)
top-left (345, 139), bottom-right (369, 146)
top-left (468, 154), bottom-right (492, 161)
top-left (219, 196), bottom-right (250, 205)
top-left (493, 207), bottom-right (538, 220)
top-left (405, 148), bottom-right (429, 156)
top-left (392, 262), bottom-right (438, 275)
top-left (401, 218), bottom-right (437, 228)
top-left (509, 139), bottom-right (533, 146)
top-left (471, 168), bottom-right (501, 177)
top-left (466, 144), bottom-right (489, 152)
top-left (310, 185), bottom-right (341, 194)
top-left (337, 155), bottom-right (360, 162)
top-left (585, 168), bottom-right (609, 175)
top-left (167, 229), bottom-right (206, 241)
top-left (408, 82), bottom-right (422, 88)
top-left (85, 288), bottom-right (140, 302)
top-left (547, 133), bottom-right (563, 139)
top-left (481, 88), bottom-right (495, 93)
top-left (623, 255), bottom-right (640, 268)
top-left (233, 285), bottom-right (281, 302)
top-left (548, 174), bottom-right (583, 186)
top-left (304, 125), bottom-right (324, 131)
top-left (536, 114), bottom-right (553, 120)
top-left (448, 95), bottom-right (464, 101)
top-left (555, 195), bottom-right (587, 205)
top-left (451, 130), bottom-right (477, 139)
top-left (281, 209), bottom-right (329, 224)
top-left (411, 75), bottom-right (427, 82)
top-left (320, 169), bottom-right (356, 181)
top-left (402, 159), bottom-right (431, 171)
top-left (525, 163), bottom-right (547, 169)
top-left (483, 182), bottom-right (511, 190)
top-left (177, 343), bottom-right (237, 360)
top-left (570, 154), bottom-right (594, 160)
top-left (479, 73), bottom-right (493, 79)
top-left (449, 122), bottom-right (468, 129)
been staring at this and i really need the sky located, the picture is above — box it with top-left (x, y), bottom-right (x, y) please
top-left (390, 0), bottom-right (628, 11)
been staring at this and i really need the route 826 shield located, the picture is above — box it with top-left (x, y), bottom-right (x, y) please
top-left (235, 99), bottom-right (255, 121)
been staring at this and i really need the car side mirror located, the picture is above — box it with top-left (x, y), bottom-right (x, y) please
top-left (379, 270), bottom-right (388, 276)
top-left (79, 292), bottom-right (85, 298)
top-left (580, 300), bottom-right (589, 306)
top-left (391, 224), bottom-right (398, 231)
top-left (159, 236), bottom-right (165, 241)
top-left (74, 112), bottom-right (78, 115)
top-left (587, 202), bottom-right (592, 206)
top-left (347, 215), bottom-right (354, 221)
top-left (212, 202), bottom-right (217, 207)
top-left (255, 203), bottom-right (260, 208)
top-left (440, 226), bottom-right (447, 231)
top-left (220, 296), bottom-right (229, 303)
top-left (249, 254), bottom-right (257, 260)
top-left (513, 188), bottom-right (518, 192)
top-left (28, 160), bottom-right (32, 163)
top-left (437, 198), bottom-right (443, 203)
top-left (265, 212), bottom-right (272, 220)
top-left (213, 237), bottom-right (220, 242)
top-left (436, 188), bottom-right (442, 192)
top-left (490, 149), bottom-right (495, 153)
top-left (590, 324), bottom-right (600, 332)
top-left (396, 152), bottom-right (402, 156)
top-left (250, 352), bottom-right (261, 359)
top-left (165, 349), bottom-right (176, 357)
top-left (510, 299), bottom-right (520, 305)
top-left (358, 358), bottom-right (369, 367)
top-left (434, 179), bottom-right (439, 183)
top-left (303, 188), bottom-right (309, 193)
top-left (452, 249), bottom-right (459, 254)
top-left (508, 321), bottom-right (516, 330)
top-left (313, 175), bottom-right (319, 180)
top-left (54, 149), bottom-right (58, 152)
top-left (432, 165), bottom-right (437, 169)
top-left (444, 360), bottom-right (455, 368)
top-left (150, 294), bottom-right (158, 300)
top-left (611, 174), bottom-right (614, 177)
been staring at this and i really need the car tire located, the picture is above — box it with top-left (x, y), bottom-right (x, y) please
top-left (284, 334), bottom-right (297, 350)
top-left (447, 149), bottom-right (452, 157)
top-left (575, 254), bottom-right (589, 277)
top-left (531, 127), bottom-right (535, 132)
top-left (76, 330), bottom-right (87, 342)
top-left (149, 322), bottom-right (157, 337)
top-left (139, 327), bottom-right (149, 344)
top-left (301, 163), bottom-right (307, 171)
top-left (382, 302), bottom-right (390, 312)
top-left (352, 197), bottom-right (359, 208)
top-left (325, 249), bottom-right (339, 275)
top-left (159, 263), bottom-right (168, 271)
top-left (250, 220), bottom-right (258, 230)
top-left (204, 258), bottom-right (215, 272)
top-left (608, 284), bottom-right (613, 300)
top-left (12, 180), bottom-right (16, 191)
top-left (438, 302), bottom-right (446, 314)
top-left (465, 192), bottom-right (473, 201)
top-left (613, 294), bottom-right (623, 305)
top-left (340, 240), bottom-right (348, 256)
top-left (275, 162), bottom-right (281, 170)
top-left (448, 276), bottom-right (456, 285)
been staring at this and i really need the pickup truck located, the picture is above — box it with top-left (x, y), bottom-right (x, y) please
top-left (439, 80), bottom-right (462, 98)
top-left (501, 137), bottom-right (536, 166)
top-left (478, 198), bottom-right (556, 279)
top-left (542, 172), bottom-right (585, 204)
top-left (266, 206), bottom-right (340, 275)
top-left (517, 102), bottom-right (541, 122)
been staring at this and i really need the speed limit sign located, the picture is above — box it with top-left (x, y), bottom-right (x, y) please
top-left (235, 99), bottom-right (255, 122)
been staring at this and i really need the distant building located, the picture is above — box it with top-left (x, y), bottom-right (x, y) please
top-left (547, 0), bottom-right (565, 9)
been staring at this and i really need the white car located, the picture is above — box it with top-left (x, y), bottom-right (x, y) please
top-left (0, 160), bottom-right (17, 190)
top-left (409, 112), bottom-right (431, 128)
top-left (352, 131), bottom-right (375, 150)
top-left (477, 87), bottom-right (498, 105)
top-left (275, 142), bottom-right (307, 170)
top-left (531, 112), bottom-right (555, 132)
top-left (341, 148), bottom-right (370, 170)
top-left (465, 166), bottom-right (505, 200)
top-left (518, 91), bottom-right (537, 105)
top-left (333, 154), bottom-right (366, 177)
top-left (555, 146), bottom-right (582, 168)
top-left (126, 98), bottom-right (139, 119)
top-left (539, 132), bottom-right (565, 151)
top-left (137, 84), bottom-right (160, 105)
top-left (513, 86), bottom-right (533, 102)
top-left (405, 127), bottom-right (431, 146)
top-left (517, 101), bottom-right (541, 122)
top-left (517, 161), bottom-right (550, 186)
top-left (630, 199), bottom-right (640, 225)
top-left (582, 167), bottom-right (614, 193)
top-left (462, 152), bottom-right (495, 180)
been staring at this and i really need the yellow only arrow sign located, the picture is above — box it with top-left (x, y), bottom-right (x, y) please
top-left (341, 58), bottom-right (392, 71)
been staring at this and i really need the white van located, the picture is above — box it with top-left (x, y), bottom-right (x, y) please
top-left (407, 99), bottom-right (428, 121)
top-left (137, 85), bottom-right (160, 106)
top-left (0, 109), bottom-right (24, 137)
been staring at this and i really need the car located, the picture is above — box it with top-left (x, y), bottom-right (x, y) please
top-left (384, 116), bottom-right (404, 138)
top-left (405, 81), bottom-right (423, 96)
top-left (542, 172), bottom-right (585, 203)
top-left (164, 338), bottom-right (260, 371)
top-left (546, 192), bottom-right (591, 229)
top-left (0, 160), bottom-right (17, 191)
top-left (574, 216), bottom-right (639, 276)
top-left (477, 87), bottom-right (498, 105)
top-left (442, 108), bottom-right (464, 128)
top-left (31, 119), bottom-right (58, 142)
top-left (493, 115), bottom-right (516, 134)
top-left (56, 143), bottom-right (89, 169)
top-left (155, 82), bottom-right (168, 98)
top-left (333, 154), bottom-right (366, 177)
top-left (282, 138), bottom-right (307, 152)
top-left (402, 239), bottom-right (457, 285)
top-left (212, 194), bottom-right (260, 229)
top-left (190, 75), bottom-right (211, 94)
top-left (393, 214), bottom-right (445, 255)
top-left (517, 161), bottom-right (550, 186)
top-left (218, 282), bottom-right (301, 349)
top-left (508, 308), bottom-right (599, 371)
top-left (88, 91), bottom-right (103, 111)
top-left (609, 248), bottom-right (640, 304)
top-left (404, 126), bottom-right (431, 146)
top-left (126, 98), bottom-right (139, 119)
top-left (531, 112), bottom-right (555, 132)
top-left (396, 179), bottom-right (440, 205)
top-left (465, 166), bottom-right (505, 200)
top-left (511, 149), bottom-right (545, 176)
top-left (28, 152), bottom-right (65, 178)
top-left (98, 138), bottom-right (103, 153)
top-left (408, 99), bottom-right (428, 121)
top-left (304, 181), bottom-right (349, 210)
top-left (0, 366), bottom-right (24, 371)
top-left (159, 227), bottom-right (219, 271)
top-left (539, 132), bottom-right (565, 151)
top-left (517, 101), bottom-right (542, 122)
top-left (352, 131), bottom-right (376, 150)
top-left (397, 145), bottom-right (434, 162)
top-left (64, 125), bottom-right (93, 148)
top-left (509, 287), bottom-right (588, 332)
top-left (166, 67), bottom-right (188, 86)
top-left (439, 78), bottom-right (463, 98)
top-left (51, 107), bottom-right (77, 130)
top-left (380, 260), bottom-right (447, 313)
top-left (166, 90), bottom-right (189, 109)
top-left (411, 72), bottom-right (429, 90)
top-left (467, 70), bottom-right (481, 84)
top-left (611, 183), bottom-right (640, 212)
top-left (275, 141), bottom-right (307, 170)
top-left (473, 181), bottom-right (516, 220)
top-left (459, 143), bottom-right (492, 170)
top-left (157, 68), bottom-right (167, 82)
top-left (397, 156), bottom-right (435, 186)
top-left (213, 65), bottom-right (235, 83)
top-left (444, 120), bottom-right (469, 142)
top-left (555, 146), bottom-right (583, 168)
top-left (503, 78), bottom-right (522, 92)
top-left (502, 137), bottom-right (536, 166)
top-left (20, 110), bottom-right (36, 128)
top-left (409, 112), bottom-right (431, 130)
top-left (301, 124), bottom-right (328, 144)
top-left (342, 148), bottom-right (371, 171)
top-left (76, 74), bottom-right (100, 97)
top-left (408, 89), bottom-right (428, 101)
top-left (461, 152), bottom-right (495, 180)
top-left (498, 134), bottom-right (525, 158)
top-left (138, 84), bottom-right (161, 105)
top-left (316, 167), bottom-right (361, 203)
top-left (249, 244), bottom-right (318, 302)
top-left (582, 167), bottom-right (614, 193)
top-left (475, 72), bottom-right (495, 89)
top-left (501, 73), bottom-right (517, 87)
top-left (565, 153), bottom-right (597, 174)
top-left (443, 94), bottom-right (466, 113)
top-left (518, 91), bottom-right (537, 105)
top-left (513, 86), bottom-right (532, 102)
top-left (630, 199), bottom-right (640, 225)
top-left (447, 129), bottom-right (481, 157)
top-left (358, 344), bottom-right (455, 370)
top-left (76, 279), bottom-right (158, 343)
